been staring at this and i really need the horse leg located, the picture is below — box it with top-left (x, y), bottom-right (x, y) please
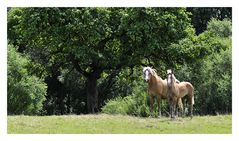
top-left (157, 96), bottom-right (161, 118)
top-left (184, 96), bottom-right (191, 117)
top-left (149, 96), bottom-right (154, 117)
top-left (190, 96), bottom-right (194, 119)
top-left (172, 98), bottom-right (177, 119)
top-left (178, 98), bottom-right (183, 117)
top-left (169, 97), bottom-right (173, 118)
top-left (169, 98), bottom-right (173, 119)
top-left (175, 98), bottom-right (178, 117)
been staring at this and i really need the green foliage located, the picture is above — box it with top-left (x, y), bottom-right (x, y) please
top-left (207, 18), bottom-right (232, 38)
top-left (8, 44), bottom-right (47, 115)
top-left (101, 97), bottom-right (134, 115)
top-left (8, 8), bottom-right (25, 48)
top-left (9, 7), bottom-right (193, 70)
top-left (196, 45), bottom-right (231, 115)
top-left (175, 19), bottom-right (232, 115)
top-left (187, 8), bottom-right (232, 34)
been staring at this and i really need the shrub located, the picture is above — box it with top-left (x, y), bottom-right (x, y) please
top-left (8, 44), bottom-right (47, 115)
top-left (101, 97), bottom-right (132, 115)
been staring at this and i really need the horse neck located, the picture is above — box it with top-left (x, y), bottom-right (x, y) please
top-left (167, 74), bottom-right (175, 87)
top-left (150, 73), bottom-right (163, 85)
top-left (169, 78), bottom-right (177, 90)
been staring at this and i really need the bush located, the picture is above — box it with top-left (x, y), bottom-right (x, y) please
top-left (101, 96), bottom-right (134, 115)
top-left (196, 46), bottom-right (231, 115)
top-left (8, 44), bottom-right (47, 115)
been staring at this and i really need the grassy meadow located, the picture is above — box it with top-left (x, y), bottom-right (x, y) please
top-left (8, 114), bottom-right (231, 134)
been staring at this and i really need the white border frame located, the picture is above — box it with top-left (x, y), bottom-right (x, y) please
top-left (1, 0), bottom-right (238, 141)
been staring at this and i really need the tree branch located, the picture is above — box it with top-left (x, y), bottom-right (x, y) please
top-left (71, 57), bottom-right (89, 77)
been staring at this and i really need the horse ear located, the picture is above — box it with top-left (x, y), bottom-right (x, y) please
top-left (143, 67), bottom-right (146, 72)
top-left (167, 69), bottom-right (171, 74)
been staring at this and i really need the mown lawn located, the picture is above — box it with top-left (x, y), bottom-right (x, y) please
top-left (8, 114), bottom-right (231, 134)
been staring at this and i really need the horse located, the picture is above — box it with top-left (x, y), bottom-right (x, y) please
top-left (167, 69), bottom-right (195, 119)
top-left (166, 69), bottom-right (181, 119)
top-left (143, 67), bottom-right (183, 118)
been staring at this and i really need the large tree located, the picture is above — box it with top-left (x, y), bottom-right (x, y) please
top-left (8, 8), bottom-right (194, 113)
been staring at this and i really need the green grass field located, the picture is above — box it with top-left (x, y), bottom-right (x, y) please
top-left (8, 114), bottom-right (231, 134)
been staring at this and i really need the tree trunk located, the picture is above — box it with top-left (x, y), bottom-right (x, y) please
top-left (86, 76), bottom-right (99, 113)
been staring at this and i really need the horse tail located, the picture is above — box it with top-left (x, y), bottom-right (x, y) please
top-left (192, 95), bottom-right (195, 105)
top-left (187, 82), bottom-right (195, 105)
top-left (191, 84), bottom-right (195, 105)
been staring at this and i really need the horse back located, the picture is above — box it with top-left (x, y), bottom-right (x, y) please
top-left (178, 82), bottom-right (194, 97)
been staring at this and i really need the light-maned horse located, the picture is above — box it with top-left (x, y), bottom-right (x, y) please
top-left (143, 67), bottom-right (183, 118)
top-left (167, 69), bottom-right (195, 119)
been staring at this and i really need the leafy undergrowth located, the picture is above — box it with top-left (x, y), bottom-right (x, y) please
top-left (8, 114), bottom-right (231, 134)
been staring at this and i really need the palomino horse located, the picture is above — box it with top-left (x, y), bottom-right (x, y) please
top-left (143, 67), bottom-right (183, 118)
top-left (167, 69), bottom-right (195, 119)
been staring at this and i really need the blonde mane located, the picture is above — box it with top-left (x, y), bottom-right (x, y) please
top-left (151, 68), bottom-right (162, 80)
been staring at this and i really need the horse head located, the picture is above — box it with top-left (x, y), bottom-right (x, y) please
top-left (143, 66), bottom-right (154, 82)
top-left (167, 69), bottom-right (174, 88)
